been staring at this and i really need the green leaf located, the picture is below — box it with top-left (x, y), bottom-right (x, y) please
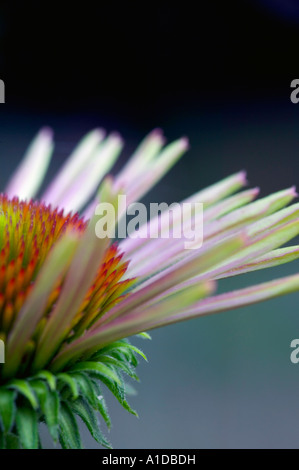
top-left (71, 397), bottom-right (112, 449)
top-left (89, 379), bottom-right (111, 429)
top-left (99, 375), bottom-right (138, 417)
top-left (96, 340), bottom-right (147, 362)
top-left (70, 361), bottom-right (121, 384)
top-left (123, 344), bottom-right (147, 362)
top-left (34, 370), bottom-right (56, 391)
top-left (15, 407), bottom-right (38, 449)
top-left (96, 342), bottom-right (137, 367)
top-left (57, 373), bottom-right (79, 399)
top-left (4, 432), bottom-right (20, 449)
top-left (99, 355), bottom-right (139, 380)
top-left (8, 379), bottom-right (38, 409)
top-left (29, 379), bottom-right (47, 404)
top-left (71, 372), bottom-right (99, 409)
top-left (43, 390), bottom-right (59, 442)
top-left (58, 402), bottom-right (82, 449)
top-left (0, 388), bottom-right (16, 432)
top-left (31, 380), bottom-right (59, 442)
top-left (136, 332), bottom-right (151, 340)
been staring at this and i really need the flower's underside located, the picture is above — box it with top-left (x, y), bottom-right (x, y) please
top-left (1, 128), bottom-right (299, 448)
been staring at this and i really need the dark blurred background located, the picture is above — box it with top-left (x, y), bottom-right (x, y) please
top-left (1, 0), bottom-right (299, 449)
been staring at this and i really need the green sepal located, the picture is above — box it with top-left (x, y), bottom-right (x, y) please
top-left (0, 388), bottom-right (16, 433)
top-left (57, 373), bottom-right (79, 400)
top-left (15, 406), bottom-right (38, 449)
top-left (71, 372), bottom-right (99, 409)
top-left (4, 433), bottom-right (20, 449)
top-left (34, 370), bottom-right (57, 391)
top-left (98, 374), bottom-right (138, 417)
top-left (30, 379), bottom-right (59, 442)
top-left (58, 401), bottom-right (82, 449)
top-left (89, 378), bottom-right (111, 429)
top-left (7, 379), bottom-right (38, 409)
top-left (70, 397), bottom-right (112, 449)
top-left (98, 355), bottom-right (139, 381)
top-left (70, 361), bottom-right (121, 384)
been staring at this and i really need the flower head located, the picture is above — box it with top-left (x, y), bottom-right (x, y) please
top-left (0, 128), bottom-right (299, 448)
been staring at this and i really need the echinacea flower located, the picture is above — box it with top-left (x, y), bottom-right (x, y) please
top-left (1, 127), bottom-right (299, 448)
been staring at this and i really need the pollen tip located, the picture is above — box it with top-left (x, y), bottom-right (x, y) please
top-left (109, 131), bottom-right (124, 144)
top-left (180, 137), bottom-right (190, 150)
top-left (290, 185), bottom-right (298, 198)
top-left (208, 279), bottom-right (217, 294)
top-left (40, 126), bottom-right (53, 139)
top-left (238, 170), bottom-right (248, 186)
top-left (94, 127), bottom-right (106, 139)
top-left (150, 128), bottom-right (164, 138)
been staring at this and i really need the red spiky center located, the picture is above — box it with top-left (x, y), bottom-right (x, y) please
top-left (0, 195), bottom-right (133, 341)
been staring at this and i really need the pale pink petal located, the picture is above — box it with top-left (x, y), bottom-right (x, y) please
top-left (6, 128), bottom-right (54, 200)
top-left (42, 128), bottom-right (105, 206)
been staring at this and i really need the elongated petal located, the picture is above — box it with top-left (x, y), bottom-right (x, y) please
top-left (184, 219), bottom-right (299, 284)
top-left (125, 194), bottom-right (299, 279)
top-left (32, 187), bottom-right (119, 371)
top-left (56, 134), bottom-right (123, 213)
top-left (91, 234), bottom-right (246, 330)
top-left (60, 134), bottom-right (123, 212)
top-left (121, 177), bottom-right (254, 265)
top-left (203, 188), bottom-right (260, 222)
top-left (3, 232), bottom-right (80, 378)
top-left (120, 172), bottom-right (250, 256)
top-left (164, 246), bottom-right (299, 294)
top-left (183, 171), bottom-right (248, 206)
top-left (151, 273), bottom-right (299, 329)
top-left (50, 281), bottom-right (215, 371)
top-left (6, 128), bottom-right (54, 200)
top-left (123, 138), bottom-right (189, 205)
top-left (204, 187), bottom-right (297, 241)
top-left (247, 201), bottom-right (299, 237)
top-left (59, 269), bottom-right (294, 363)
top-left (216, 246), bottom-right (299, 279)
top-left (42, 128), bottom-right (105, 206)
top-left (114, 129), bottom-right (165, 189)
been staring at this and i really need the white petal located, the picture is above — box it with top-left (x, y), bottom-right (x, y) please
top-left (56, 133), bottom-right (123, 213)
top-left (123, 138), bottom-right (189, 205)
top-left (42, 128), bottom-right (105, 207)
top-left (114, 129), bottom-right (165, 190)
top-left (5, 127), bottom-right (54, 200)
